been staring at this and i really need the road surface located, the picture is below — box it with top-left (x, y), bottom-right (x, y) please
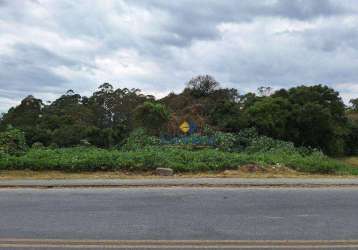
top-left (2, 177), bottom-right (358, 188)
top-left (0, 187), bottom-right (358, 249)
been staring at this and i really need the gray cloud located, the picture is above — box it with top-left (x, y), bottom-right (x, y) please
top-left (0, 47), bottom-right (65, 91)
top-left (1, 0), bottom-right (358, 112)
top-left (129, 0), bottom-right (352, 46)
top-left (272, 0), bottom-right (348, 20)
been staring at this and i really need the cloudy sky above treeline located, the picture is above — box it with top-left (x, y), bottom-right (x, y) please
top-left (1, 0), bottom-right (358, 112)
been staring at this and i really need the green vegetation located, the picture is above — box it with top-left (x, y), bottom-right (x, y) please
top-left (0, 128), bottom-right (357, 175)
top-left (0, 146), bottom-right (356, 175)
top-left (0, 75), bottom-right (358, 175)
top-left (341, 157), bottom-right (358, 168)
top-left (133, 102), bottom-right (171, 135)
top-left (350, 98), bottom-right (358, 112)
top-left (0, 128), bottom-right (27, 156)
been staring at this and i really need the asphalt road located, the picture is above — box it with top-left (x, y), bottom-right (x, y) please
top-left (1, 187), bottom-right (358, 249)
top-left (2, 178), bottom-right (358, 188)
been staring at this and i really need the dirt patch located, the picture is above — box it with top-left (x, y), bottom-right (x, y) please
top-left (0, 165), bottom-right (352, 180)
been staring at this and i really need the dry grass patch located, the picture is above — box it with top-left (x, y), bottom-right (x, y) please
top-left (0, 170), bottom-right (159, 180)
top-left (0, 164), bottom-right (354, 180)
top-left (341, 157), bottom-right (358, 167)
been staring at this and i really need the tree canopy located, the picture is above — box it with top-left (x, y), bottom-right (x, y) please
top-left (351, 98), bottom-right (358, 111)
top-left (0, 75), bottom-right (357, 156)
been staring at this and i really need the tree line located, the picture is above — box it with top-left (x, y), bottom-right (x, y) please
top-left (1, 75), bottom-right (358, 156)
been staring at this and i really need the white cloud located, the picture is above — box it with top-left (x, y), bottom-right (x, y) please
top-left (335, 83), bottom-right (358, 103)
top-left (1, 0), bottom-right (358, 112)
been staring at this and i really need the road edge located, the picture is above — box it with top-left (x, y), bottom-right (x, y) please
top-left (1, 178), bottom-right (358, 188)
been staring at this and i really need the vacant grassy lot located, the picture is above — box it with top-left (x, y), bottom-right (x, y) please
top-left (1, 147), bottom-right (357, 175)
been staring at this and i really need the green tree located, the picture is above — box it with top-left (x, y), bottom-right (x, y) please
top-left (51, 125), bottom-right (88, 147)
top-left (185, 75), bottom-right (220, 98)
top-left (238, 92), bottom-right (259, 109)
top-left (345, 120), bottom-right (358, 155)
top-left (244, 97), bottom-right (291, 139)
top-left (242, 85), bottom-right (348, 155)
top-left (209, 100), bottom-right (243, 132)
top-left (257, 86), bottom-right (273, 97)
top-left (0, 95), bottom-right (43, 130)
top-left (134, 102), bottom-right (170, 135)
top-left (350, 98), bottom-right (358, 111)
top-left (275, 85), bottom-right (348, 155)
top-left (87, 84), bottom-right (152, 143)
top-left (89, 83), bottom-right (115, 128)
top-left (0, 128), bottom-right (27, 155)
top-left (0, 95), bottom-right (44, 145)
top-left (111, 87), bottom-right (153, 132)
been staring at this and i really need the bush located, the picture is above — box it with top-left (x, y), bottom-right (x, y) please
top-left (48, 142), bottom-right (59, 149)
top-left (212, 128), bottom-right (259, 152)
top-left (159, 131), bottom-right (236, 151)
top-left (160, 127), bottom-right (318, 155)
top-left (245, 136), bottom-right (296, 154)
top-left (235, 128), bottom-right (259, 150)
top-left (0, 128), bottom-right (28, 156)
top-left (212, 131), bottom-right (236, 151)
top-left (121, 128), bottom-right (160, 151)
top-left (134, 102), bottom-right (170, 135)
top-left (32, 142), bottom-right (45, 149)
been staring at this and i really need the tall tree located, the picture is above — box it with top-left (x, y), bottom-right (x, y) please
top-left (244, 97), bottom-right (291, 138)
top-left (185, 75), bottom-right (220, 98)
top-left (275, 85), bottom-right (347, 155)
top-left (0, 95), bottom-right (45, 145)
top-left (350, 98), bottom-right (358, 111)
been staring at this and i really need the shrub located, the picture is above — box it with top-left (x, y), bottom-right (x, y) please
top-left (31, 142), bottom-right (45, 149)
top-left (0, 128), bottom-right (27, 156)
top-left (121, 128), bottom-right (160, 151)
top-left (48, 142), bottom-right (59, 149)
top-left (134, 102), bottom-right (170, 135)
top-left (160, 127), bottom-right (316, 155)
top-left (212, 131), bottom-right (236, 151)
top-left (235, 128), bottom-right (259, 150)
top-left (245, 136), bottom-right (296, 154)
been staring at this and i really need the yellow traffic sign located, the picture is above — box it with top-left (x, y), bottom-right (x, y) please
top-left (179, 121), bottom-right (190, 133)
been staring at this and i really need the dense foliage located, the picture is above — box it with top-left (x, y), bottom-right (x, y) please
top-left (133, 102), bottom-right (170, 135)
top-left (121, 128), bottom-right (160, 151)
top-left (0, 128), bottom-right (27, 156)
top-left (0, 75), bottom-right (357, 156)
top-left (0, 122), bottom-right (356, 175)
top-left (0, 146), bottom-right (356, 175)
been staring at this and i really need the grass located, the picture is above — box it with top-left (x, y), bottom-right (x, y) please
top-left (0, 169), bottom-right (350, 180)
top-left (0, 147), bottom-right (357, 175)
top-left (340, 157), bottom-right (358, 167)
top-left (0, 170), bottom-right (156, 180)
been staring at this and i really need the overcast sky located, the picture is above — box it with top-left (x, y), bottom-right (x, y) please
top-left (1, 0), bottom-right (358, 113)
